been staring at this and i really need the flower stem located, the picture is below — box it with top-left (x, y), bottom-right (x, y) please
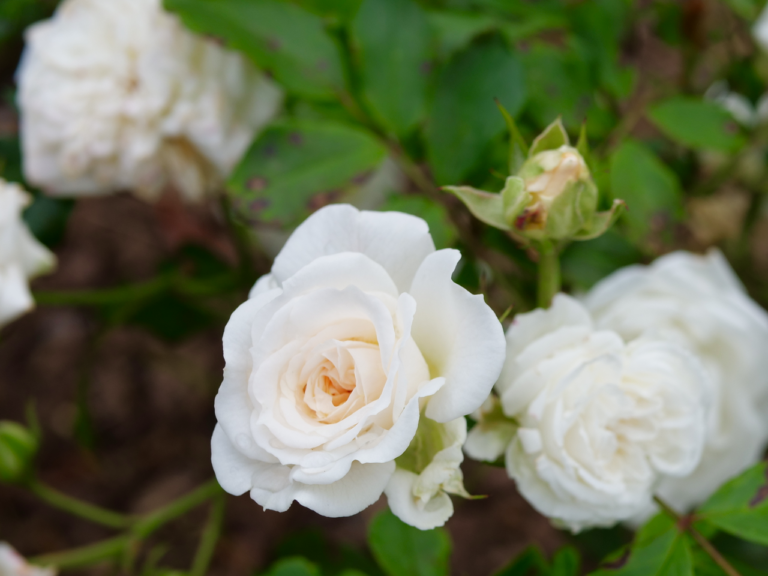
top-left (29, 535), bottom-right (130, 570)
top-left (28, 480), bottom-right (131, 529)
top-left (536, 240), bottom-right (560, 309)
top-left (654, 496), bottom-right (742, 576)
top-left (189, 492), bottom-right (226, 576)
top-left (133, 479), bottom-right (223, 538)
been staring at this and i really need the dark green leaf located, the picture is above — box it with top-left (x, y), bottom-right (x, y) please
top-left (551, 547), bottom-right (580, 576)
top-left (693, 548), bottom-right (768, 576)
top-left (427, 10), bottom-right (496, 59)
top-left (647, 97), bottom-right (746, 153)
top-left (381, 195), bottom-right (458, 249)
top-left (164, 0), bottom-right (344, 99)
top-left (590, 514), bottom-right (693, 576)
top-left (609, 140), bottom-right (683, 246)
top-left (261, 557), bottom-right (322, 576)
top-left (426, 37), bottom-right (526, 185)
top-left (353, 0), bottom-right (433, 136)
top-left (561, 229), bottom-right (643, 290)
top-left (697, 462), bottom-right (768, 547)
top-left (291, 0), bottom-right (363, 21)
top-left (491, 545), bottom-right (548, 576)
top-left (228, 121), bottom-right (387, 226)
top-left (126, 294), bottom-right (215, 342)
top-left (368, 510), bottom-right (450, 576)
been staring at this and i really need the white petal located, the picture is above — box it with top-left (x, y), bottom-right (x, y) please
top-left (0, 265), bottom-right (34, 327)
top-left (211, 424), bottom-right (266, 496)
top-left (249, 273), bottom-right (279, 298)
top-left (281, 252), bottom-right (398, 298)
top-left (385, 468), bottom-right (454, 530)
top-left (409, 249), bottom-right (506, 422)
top-left (271, 204), bottom-right (435, 293)
top-left (463, 422), bottom-right (516, 462)
top-left (293, 461), bottom-right (395, 517)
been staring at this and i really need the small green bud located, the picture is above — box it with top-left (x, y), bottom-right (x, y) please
top-left (444, 118), bottom-right (625, 243)
top-left (0, 421), bottom-right (38, 484)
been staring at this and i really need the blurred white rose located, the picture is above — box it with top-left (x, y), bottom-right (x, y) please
top-left (497, 295), bottom-right (710, 532)
top-left (212, 204), bottom-right (505, 527)
top-left (17, 0), bottom-right (281, 202)
top-left (0, 542), bottom-right (55, 576)
top-left (584, 250), bottom-right (768, 512)
top-left (754, 4), bottom-right (768, 53)
top-left (0, 180), bottom-right (55, 328)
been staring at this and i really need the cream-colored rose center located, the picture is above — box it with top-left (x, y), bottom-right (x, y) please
top-left (298, 339), bottom-right (387, 424)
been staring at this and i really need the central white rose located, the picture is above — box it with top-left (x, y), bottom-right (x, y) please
top-left (212, 204), bottom-right (505, 525)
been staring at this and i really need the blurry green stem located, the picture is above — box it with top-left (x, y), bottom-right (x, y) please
top-left (536, 241), bottom-right (560, 309)
top-left (654, 496), bottom-right (742, 576)
top-left (189, 492), bottom-right (226, 576)
top-left (133, 479), bottom-right (223, 538)
top-left (28, 480), bottom-right (131, 529)
top-left (218, 192), bottom-right (258, 284)
top-left (29, 536), bottom-right (130, 570)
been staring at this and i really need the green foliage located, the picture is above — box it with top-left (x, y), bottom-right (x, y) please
top-left (590, 514), bottom-right (693, 576)
top-left (609, 140), bottom-right (683, 246)
top-left (164, 0), bottom-right (344, 99)
top-left (492, 546), bottom-right (549, 576)
top-left (381, 195), bottom-right (457, 249)
top-left (697, 462), bottom-right (768, 547)
top-left (648, 97), bottom-right (747, 153)
top-left (261, 558), bottom-right (323, 576)
top-left (352, 0), bottom-right (433, 136)
top-left (368, 510), bottom-right (451, 576)
top-left (0, 421), bottom-right (37, 484)
top-left (426, 37), bottom-right (526, 185)
top-left (228, 121), bottom-right (387, 226)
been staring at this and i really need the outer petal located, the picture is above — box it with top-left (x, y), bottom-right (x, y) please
top-left (271, 204), bottom-right (436, 293)
top-left (293, 461), bottom-right (395, 517)
top-left (211, 424), bottom-right (271, 496)
top-left (464, 422), bottom-right (516, 462)
top-left (249, 273), bottom-right (279, 299)
top-left (0, 265), bottom-right (35, 326)
top-left (385, 468), bottom-right (454, 530)
top-left (409, 249), bottom-right (506, 422)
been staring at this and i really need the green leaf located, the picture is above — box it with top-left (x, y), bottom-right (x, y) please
top-left (381, 195), bottom-right (458, 249)
top-left (427, 10), bottom-right (496, 59)
top-left (551, 547), bottom-right (580, 576)
top-left (292, 0), bottom-right (363, 21)
top-left (609, 140), bottom-right (683, 245)
top-left (561, 229), bottom-right (642, 291)
top-left (529, 117), bottom-right (569, 156)
top-left (228, 121), bottom-right (387, 226)
top-left (647, 97), bottom-right (746, 153)
top-left (693, 548), bottom-right (768, 576)
top-left (443, 186), bottom-right (509, 231)
top-left (495, 99), bottom-right (529, 175)
top-left (590, 514), bottom-right (693, 576)
top-left (353, 0), bottom-right (433, 136)
top-left (491, 545), bottom-right (548, 576)
top-left (164, 0), bottom-right (344, 99)
top-left (368, 510), bottom-right (451, 576)
top-left (261, 557), bottom-right (322, 576)
top-left (697, 462), bottom-right (768, 547)
top-left (426, 37), bottom-right (526, 185)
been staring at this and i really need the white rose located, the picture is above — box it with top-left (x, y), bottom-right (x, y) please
top-left (755, 3), bottom-right (768, 53)
top-left (0, 180), bottom-right (55, 328)
top-left (0, 543), bottom-right (55, 576)
top-left (211, 204), bottom-right (505, 527)
top-left (584, 249), bottom-right (768, 512)
top-left (495, 295), bottom-right (710, 532)
top-left (17, 0), bottom-right (282, 202)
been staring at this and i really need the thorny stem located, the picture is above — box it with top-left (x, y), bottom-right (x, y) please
top-left (654, 496), bottom-right (743, 576)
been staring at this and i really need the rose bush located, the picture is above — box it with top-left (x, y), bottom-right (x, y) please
top-left (0, 543), bottom-right (55, 576)
top-left (16, 0), bottom-right (281, 201)
top-left (467, 295), bottom-right (711, 531)
top-left (0, 180), bottom-right (55, 328)
top-left (211, 204), bottom-right (505, 528)
top-left (584, 249), bottom-right (768, 512)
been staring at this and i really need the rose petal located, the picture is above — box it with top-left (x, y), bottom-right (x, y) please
top-left (385, 468), bottom-right (454, 530)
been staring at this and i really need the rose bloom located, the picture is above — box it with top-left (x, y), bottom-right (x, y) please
top-left (0, 180), bottom-right (55, 328)
top-left (584, 249), bottom-right (768, 513)
top-left (0, 543), bottom-right (55, 576)
top-left (211, 204), bottom-right (505, 528)
top-left (17, 0), bottom-right (281, 202)
top-left (470, 295), bottom-right (710, 531)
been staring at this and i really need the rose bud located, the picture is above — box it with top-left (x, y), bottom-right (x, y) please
top-left (0, 422), bottom-right (38, 485)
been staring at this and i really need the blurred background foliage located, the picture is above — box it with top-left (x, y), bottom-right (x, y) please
top-left (3, 0), bottom-right (768, 574)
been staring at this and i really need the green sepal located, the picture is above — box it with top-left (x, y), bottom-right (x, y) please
top-left (573, 199), bottom-right (626, 241)
top-left (543, 178), bottom-right (598, 240)
top-left (501, 176), bottom-right (529, 224)
top-left (495, 98), bottom-right (529, 174)
top-left (529, 117), bottom-right (570, 156)
top-left (576, 122), bottom-right (589, 161)
top-left (443, 185), bottom-right (511, 230)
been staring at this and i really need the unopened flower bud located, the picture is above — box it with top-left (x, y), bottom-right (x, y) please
top-left (0, 422), bottom-right (38, 484)
top-left (444, 118), bottom-right (624, 243)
